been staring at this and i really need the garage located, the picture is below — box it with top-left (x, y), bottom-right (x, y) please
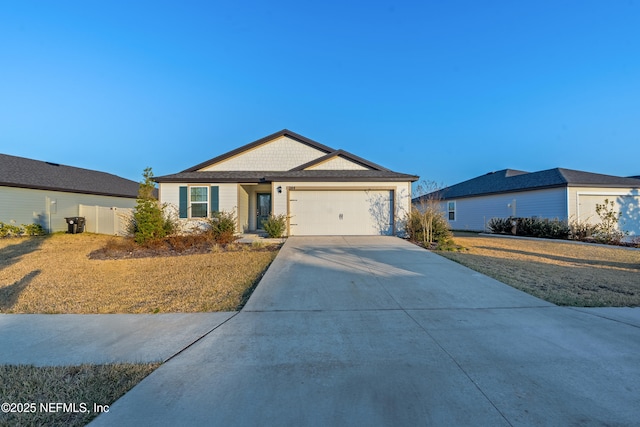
top-left (289, 189), bottom-right (394, 235)
top-left (577, 193), bottom-right (640, 236)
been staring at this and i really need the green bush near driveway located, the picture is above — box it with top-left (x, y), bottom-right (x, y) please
top-left (261, 214), bottom-right (287, 238)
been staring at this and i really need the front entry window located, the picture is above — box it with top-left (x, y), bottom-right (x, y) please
top-left (191, 187), bottom-right (208, 218)
top-left (257, 193), bottom-right (271, 228)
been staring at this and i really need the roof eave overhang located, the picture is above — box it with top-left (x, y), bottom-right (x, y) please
top-left (154, 177), bottom-right (265, 184)
top-left (564, 182), bottom-right (640, 189)
top-left (0, 182), bottom-right (138, 199)
top-left (268, 176), bottom-right (419, 183)
top-left (154, 175), bottom-right (419, 184)
top-left (436, 183), bottom-right (568, 200)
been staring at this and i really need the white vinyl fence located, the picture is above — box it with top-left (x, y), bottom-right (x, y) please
top-left (79, 205), bottom-right (133, 236)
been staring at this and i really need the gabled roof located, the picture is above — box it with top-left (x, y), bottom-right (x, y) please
top-left (427, 168), bottom-right (640, 200)
top-left (182, 129), bottom-right (335, 172)
top-left (155, 129), bottom-right (418, 183)
top-left (0, 153), bottom-right (139, 198)
top-left (290, 149), bottom-right (390, 171)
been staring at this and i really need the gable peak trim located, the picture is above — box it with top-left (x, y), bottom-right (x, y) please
top-left (289, 149), bottom-right (390, 172)
top-left (182, 129), bottom-right (335, 172)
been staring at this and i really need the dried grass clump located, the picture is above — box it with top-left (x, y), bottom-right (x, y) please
top-left (437, 233), bottom-right (640, 307)
top-left (0, 363), bottom-right (159, 427)
top-left (0, 233), bottom-right (279, 313)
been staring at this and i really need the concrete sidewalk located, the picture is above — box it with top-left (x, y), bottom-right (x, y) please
top-left (0, 313), bottom-right (235, 366)
top-left (91, 236), bottom-right (640, 426)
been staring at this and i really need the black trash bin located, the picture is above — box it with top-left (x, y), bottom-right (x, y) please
top-left (65, 217), bottom-right (86, 234)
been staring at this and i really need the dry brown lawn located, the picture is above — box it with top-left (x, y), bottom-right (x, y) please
top-left (0, 233), bottom-right (278, 313)
top-left (437, 233), bottom-right (640, 307)
top-left (0, 363), bottom-right (159, 427)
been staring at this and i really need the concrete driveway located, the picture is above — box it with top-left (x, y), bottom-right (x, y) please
top-left (92, 236), bottom-right (640, 426)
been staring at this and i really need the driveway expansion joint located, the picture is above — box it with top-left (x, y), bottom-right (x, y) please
top-left (162, 311), bottom-right (240, 363)
top-left (567, 307), bottom-right (640, 329)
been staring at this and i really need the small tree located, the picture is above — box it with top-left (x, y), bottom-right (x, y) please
top-left (593, 199), bottom-right (626, 245)
top-left (132, 167), bottom-right (173, 245)
top-left (406, 181), bottom-right (452, 247)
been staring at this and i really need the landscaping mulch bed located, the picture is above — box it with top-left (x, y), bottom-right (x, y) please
top-left (88, 236), bottom-right (280, 260)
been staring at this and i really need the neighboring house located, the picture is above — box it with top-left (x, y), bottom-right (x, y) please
top-left (154, 129), bottom-right (418, 236)
top-left (417, 168), bottom-right (640, 237)
top-left (0, 153), bottom-right (139, 233)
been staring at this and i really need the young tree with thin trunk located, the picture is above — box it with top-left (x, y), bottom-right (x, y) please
top-left (406, 180), bottom-right (452, 247)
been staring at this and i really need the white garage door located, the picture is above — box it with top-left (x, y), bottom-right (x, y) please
top-left (289, 190), bottom-right (394, 235)
top-left (578, 194), bottom-right (640, 236)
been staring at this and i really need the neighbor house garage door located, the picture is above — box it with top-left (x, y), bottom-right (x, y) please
top-left (289, 189), bottom-right (394, 235)
top-left (578, 193), bottom-right (640, 236)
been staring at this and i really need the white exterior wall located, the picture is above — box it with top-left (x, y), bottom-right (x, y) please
top-left (200, 136), bottom-right (326, 171)
top-left (0, 186), bottom-right (136, 233)
top-left (441, 187), bottom-right (568, 231)
top-left (238, 186), bottom-right (250, 232)
top-left (159, 182), bottom-right (239, 230)
top-left (568, 187), bottom-right (640, 236)
top-left (159, 183), bottom-right (237, 214)
top-left (159, 179), bottom-right (414, 235)
top-left (218, 184), bottom-right (238, 213)
top-left (158, 183), bottom-right (180, 214)
top-left (306, 157), bottom-right (368, 170)
top-left (273, 181), bottom-right (412, 236)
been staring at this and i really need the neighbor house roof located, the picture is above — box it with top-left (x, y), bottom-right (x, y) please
top-left (155, 129), bottom-right (418, 183)
top-left (0, 153), bottom-right (139, 198)
top-left (423, 168), bottom-right (640, 200)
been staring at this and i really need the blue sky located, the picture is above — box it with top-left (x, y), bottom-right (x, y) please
top-left (1, 1), bottom-right (639, 187)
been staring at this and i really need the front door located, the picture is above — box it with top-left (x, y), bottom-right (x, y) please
top-left (257, 193), bottom-right (271, 229)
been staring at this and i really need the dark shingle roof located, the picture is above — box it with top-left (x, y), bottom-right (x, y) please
top-left (0, 153), bottom-right (139, 198)
top-left (425, 168), bottom-right (640, 200)
top-left (156, 129), bottom-right (418, 183)
top-left (155, 170), bottom-right (418, 183)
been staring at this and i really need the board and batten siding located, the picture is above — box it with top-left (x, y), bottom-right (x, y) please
top-left (199, 136), bottom-right (326, 172)
top-left (0, 186), bottom-right (136, 233)
top-left (440, 187), bottom-right (568, 231)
